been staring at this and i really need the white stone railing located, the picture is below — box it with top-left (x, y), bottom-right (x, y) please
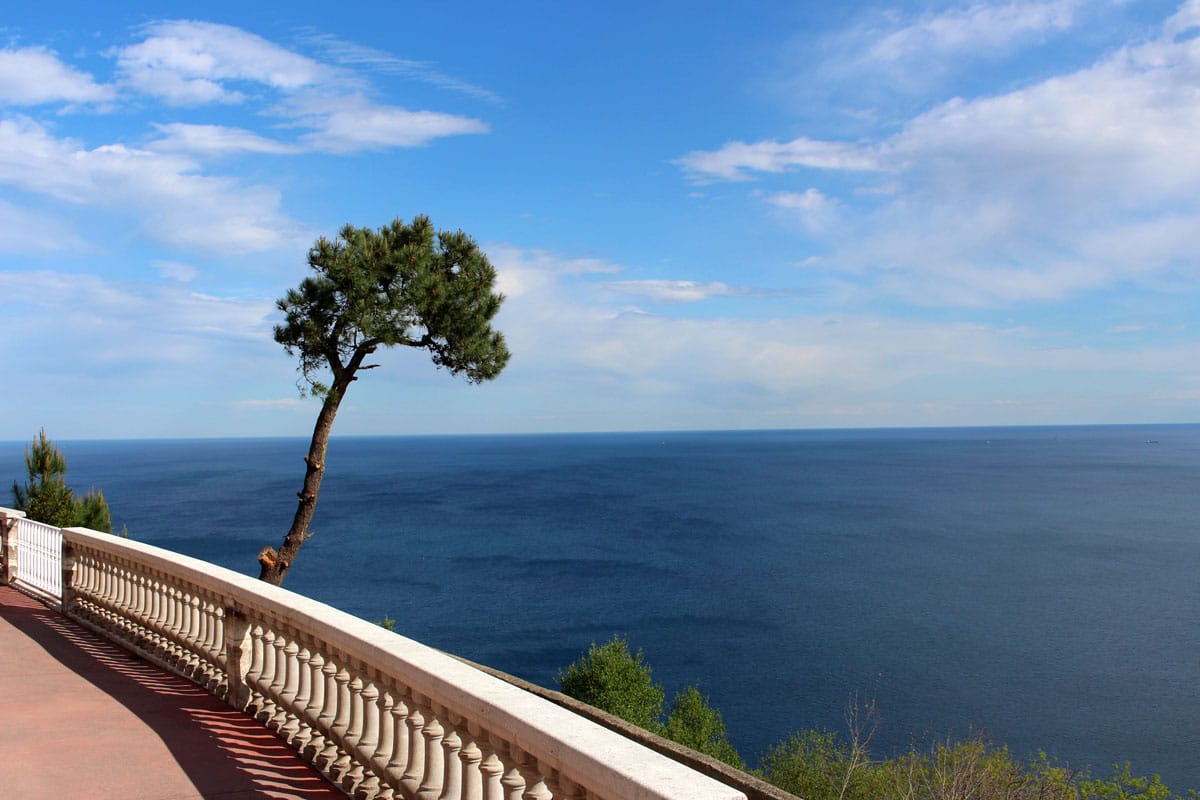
top-left (0, 509), bottom-right (745, 800)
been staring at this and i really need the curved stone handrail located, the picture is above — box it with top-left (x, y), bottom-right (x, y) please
top-left (2, 514), bottom-right (744, 800)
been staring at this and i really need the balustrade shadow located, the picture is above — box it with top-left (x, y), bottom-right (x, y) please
top-left (0, 585), bottom-right (347, 799)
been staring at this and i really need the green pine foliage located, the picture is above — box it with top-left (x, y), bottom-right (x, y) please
top-left (261, 215), bottom-right (510, 585)
top-left (11, 429), bottom-right (115, 533)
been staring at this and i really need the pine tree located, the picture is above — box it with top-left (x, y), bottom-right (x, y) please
top-left (12, 429), bottom-right (114, 532)
top-left (260, 215), bottom-right (510, 585)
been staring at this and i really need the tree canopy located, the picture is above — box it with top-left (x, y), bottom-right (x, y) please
top-left (259, 215), bottom-right (510, 585)
top-left (12, 429), bottom-right (113, 532)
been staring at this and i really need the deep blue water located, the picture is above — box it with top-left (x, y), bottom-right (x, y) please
top-left (3, 426), bottom-right (1199, 787)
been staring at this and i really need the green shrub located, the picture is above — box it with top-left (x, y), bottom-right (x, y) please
top-left (665, 685), bottom-right (745, 769)
top-left (559, 635), bottom-right (665, 732)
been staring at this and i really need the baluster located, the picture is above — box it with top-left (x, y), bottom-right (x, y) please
top-left (179, 592), bottom-right (198, 676)
top-left (146, 576), bottom-right (163, 655)
top-left (131, 572), bottom-right (148, 646)
top-left (182, 591), bottom-right (200, 674)
top-left (210, 604), bottom-right (227, 696)
top-left (459, 722), bottom-right (485, 800)
top-left (556, 775), bottom-right (588, 800)
top-left (300, 650), bottom-right (328, 760)
top-left (414, 705), bottom-right (445, 800)
top-left (166, 583), bottom-right (182, 661)
top-left (289, 643), bottom-right (314, 748)
top-left (102, 562), bottom-right (118, 631)
top-left (266, 630), bottom-right (289, 729)
top-left (327, 661), bottom-right (354, 780)
top-left (150, 576), bottom-right (167, 656)
top-left (278, 634), bottom-right (302, 738)
top-left (437, 713), bottom-right (464, 800)
top-left (535, 760), bottom-right (562, 800)
top-left (91, 555), bottom-right (108, 627)
top-left (162, 584), bottom-right (179, 663)
top-left (479, 733), bottom-right (506, 800)
top-left (243, 623), bottom-right (267, 715)
top-left (314, 656), bottom-right (342, 770)
top-left (364, 681), bottom-right (398, 800)
top-left (383, 687), bottom-right (411, 795)
top-left (161, 579), bottom-right (176, 658)
top-left (83, 554), bottom-right (101, 625)
top-left (339, 671), bottom-right (369, 793)
top-left (194, 597), bottom-right (212, 683)
top-left (105, 562), bottom-right (122, 631)
top-left (255, 628), bottom-right (279, 724)
top-left (80, 553), bottom-right (98, 622)
top-left (345, 674), bottom-right (379, 795)
top-left (400, 697), bottom-right (428, 797)
top-left (114, 564), bottom-right (132, 636)
top-left (518, 754), bottom-right (552, 800)
top-left (501, 763), bottom-right (525, 800)
top-left (128, 571), bottom-right (144, 647)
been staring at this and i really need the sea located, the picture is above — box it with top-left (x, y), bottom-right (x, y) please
top-left (2, 425), bottom-right (1198, 787)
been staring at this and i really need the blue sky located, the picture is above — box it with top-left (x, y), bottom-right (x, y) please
top-left (1, 0), bottom-right (1198, 439)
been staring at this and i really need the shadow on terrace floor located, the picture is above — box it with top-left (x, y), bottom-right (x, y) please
top-left (0, 584), bottom-right (347, 799)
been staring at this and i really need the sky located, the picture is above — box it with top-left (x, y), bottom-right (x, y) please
top-left (1, 0), bottom-right (1198, 439)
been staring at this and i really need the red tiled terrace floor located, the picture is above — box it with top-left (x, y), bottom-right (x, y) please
top-left (0, 584), bottom-right (348, 799)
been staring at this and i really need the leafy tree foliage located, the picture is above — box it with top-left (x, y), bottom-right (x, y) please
top-left (558, 635), bottom-right (745, 768)
top-left (759, 729), bottom-right (860, 800)
top-left (559, 636), bottom-right (666, 733)
top-left (260, 215), bottom-right (510, 585)
top-left (11, 429), bottom-right (113, 532)
top-left (665, 685), bottom-right (745, 769)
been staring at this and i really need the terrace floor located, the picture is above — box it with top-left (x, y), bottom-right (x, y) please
top-left (0, 584), bottom-right (347, 799)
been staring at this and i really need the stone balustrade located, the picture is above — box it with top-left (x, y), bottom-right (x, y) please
top-left (0, 508), bottom-right (745, 800)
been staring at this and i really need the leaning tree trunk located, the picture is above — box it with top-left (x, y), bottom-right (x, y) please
top-left (258, 387), bottom-right (346, 586)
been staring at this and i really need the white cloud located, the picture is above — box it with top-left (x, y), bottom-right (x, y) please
top-left (113, 22), bottom-right (490, 154)
top-left (1163, 0), bottom-right (1200, 37)
top-left (676, 137), bottom-right (881, 182)
top-left (0, 269), bottom-right (295, 437)
top-left (148, 123), bottom-right (300, 156)
top-left (489, 243), bottom-right (622, 301)
top-left (115, 20), bottom-right (326, 105)
top-left (0, 200), bottom-right (89, 253)
top-left (152, 260), bottom-right (199, 282)
top-left (489, 244), bottom-right (1200, 427)
top-left (291, 94), bottom-right (488, 152)
top-left (301, 31), bottom-right (503, 104)
top-left (865, 0), bottom-right (1090, 65)
top-left (0, 116), bottom-right (302, 254)
top-left (604, 279), bottom-right (766, 304)
top-left (766, 188), bottom-right (842, 234)
top-left (0, 270), bottom-right (276, 366)
top-left (0, 47), bottom-right (114, 105)
top-left (230, 398), bottom-right (311, 410)
top-left (682, 5), bottom-right (1200, 306)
